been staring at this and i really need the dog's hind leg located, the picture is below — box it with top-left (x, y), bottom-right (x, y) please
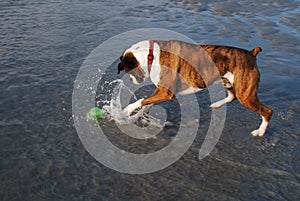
top-left (238, 95), bottom-right (272, 136)
top-left (235, 75), bottom-right (272, 136)
top-left (210, 89), bottom-right (236, 109)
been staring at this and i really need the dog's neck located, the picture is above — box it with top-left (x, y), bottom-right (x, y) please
top-left (124, 40), bottom-right (160, 80)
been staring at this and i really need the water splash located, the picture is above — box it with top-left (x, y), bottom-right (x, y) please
top-left (101, 79), bottom-right (134, 124)
top-left (101, 79), bottom-right (168, 127)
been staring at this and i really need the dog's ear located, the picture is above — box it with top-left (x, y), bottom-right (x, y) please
top-left (118, 55), bottom-right (124, 74)
top-left (118, 62), bottom-right (124, 74)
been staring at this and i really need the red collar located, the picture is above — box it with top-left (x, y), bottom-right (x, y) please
top-left (147, 40), bottom-right (154, 73)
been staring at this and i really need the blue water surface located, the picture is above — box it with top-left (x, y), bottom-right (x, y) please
top-left (0, 0), bottom-right (299, 200)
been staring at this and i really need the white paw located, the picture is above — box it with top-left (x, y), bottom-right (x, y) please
top-left (123, 106), bottom-right (136, 116)
top-left (123, 99), bottom-right (144, 116)
top-left (210, 101), bottom-right (222, 109)
top-left (131, 108), bottom-right (145, 120)
top-left (251, 129), bottom-right (265, 137)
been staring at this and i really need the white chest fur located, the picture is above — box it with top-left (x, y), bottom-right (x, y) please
top-left (222, 72), bottom-right (234, 86)
top-left (149, 43), bottom-right (161, 86)
top-left (177, 87), bottom-right (203, 95)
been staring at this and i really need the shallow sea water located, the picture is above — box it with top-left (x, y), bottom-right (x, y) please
top-left (0, 0), bottom-right (299, 200)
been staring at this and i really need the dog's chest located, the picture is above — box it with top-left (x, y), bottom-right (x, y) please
top-left (149, 57), bottom-right (161, 86)
top-left (177, 87), bottom-right (203, 95)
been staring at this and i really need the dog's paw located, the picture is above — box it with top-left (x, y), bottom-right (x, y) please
top-left (251, 129), bottom-right (265, 137)
top-left (131, 108), bottom-right (145, 120)
top-left (210, 102), bottom-right (222, 109)
top-left (123, 106), bottom-right (134, 116)
top-left (123, 99), bottom-right (144, 116)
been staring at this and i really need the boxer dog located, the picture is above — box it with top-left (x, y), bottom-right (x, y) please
top-left (117, 40), bottom-right (272, 136)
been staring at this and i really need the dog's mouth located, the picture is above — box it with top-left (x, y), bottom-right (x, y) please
top-left (129, 74), bottom-right (145, 84)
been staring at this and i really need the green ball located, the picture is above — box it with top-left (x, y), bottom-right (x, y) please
top-left (88, 107), bottom-right (103, 120)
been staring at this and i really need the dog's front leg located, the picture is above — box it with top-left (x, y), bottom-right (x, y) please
top-left (123, 85), bottom-right (174, 117)
top-left (141, 85), bottom-right (175, 106)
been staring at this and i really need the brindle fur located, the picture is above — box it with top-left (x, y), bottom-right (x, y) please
top-left (118, 40), bottom-right (272, 124)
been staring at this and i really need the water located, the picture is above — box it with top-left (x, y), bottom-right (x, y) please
top-left (1, 0), bottom-right (299, 200)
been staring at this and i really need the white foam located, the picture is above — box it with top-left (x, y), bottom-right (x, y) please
top-left (100, 79), bottom-right (167, 127)
top-left (101, 79), bottom-right (134, 124)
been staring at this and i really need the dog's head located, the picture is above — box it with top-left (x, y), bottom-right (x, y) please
top-left (118, 52), bottom-right (146, 84)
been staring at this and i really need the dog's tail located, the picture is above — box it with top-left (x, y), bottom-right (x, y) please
top-left (251, 46), bottom-right (262, 57)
